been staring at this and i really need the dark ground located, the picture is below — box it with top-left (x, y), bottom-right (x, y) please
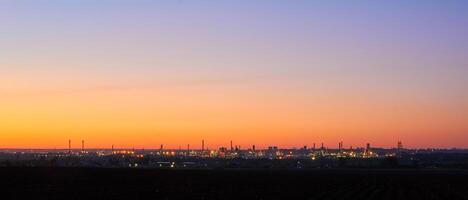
top-left (1, 167), bottom-right (468, 200)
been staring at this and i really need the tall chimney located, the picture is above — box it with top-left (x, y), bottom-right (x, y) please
top-left (202, 140), bottom-right (205, 151)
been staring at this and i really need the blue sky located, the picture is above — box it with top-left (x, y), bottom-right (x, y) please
top-left (1, 0), bottom-right (467, 148)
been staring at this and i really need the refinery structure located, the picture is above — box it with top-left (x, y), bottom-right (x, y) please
top-left (24, 139), bottom-right (402, 159)
top-left (2, 139), bottom-right (467, 169)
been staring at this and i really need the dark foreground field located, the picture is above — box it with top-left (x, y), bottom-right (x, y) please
top-left (1, 167), bottom-right (468, 200)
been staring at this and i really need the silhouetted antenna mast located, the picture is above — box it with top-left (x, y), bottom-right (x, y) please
top-left (397, 141), bottom-right (403, 157)
top-left (365, 143), bottom-right (371, 156)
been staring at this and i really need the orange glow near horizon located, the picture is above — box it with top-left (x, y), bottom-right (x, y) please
top-left (1, 82), bottom-right (467, 149)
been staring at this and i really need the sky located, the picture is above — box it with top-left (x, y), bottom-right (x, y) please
top-left (1, 0), bottom-right (467, 149)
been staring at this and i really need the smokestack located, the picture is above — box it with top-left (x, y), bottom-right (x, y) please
top-left (252, 145), bottom-right (256, 151)
top-left (112, 145), bottom-right (114, 154)
top-left (68, 140), bottom-right (71, 154)
top-left (230, 140), bottom-right (233, 151)
top-left (202, 140), bottom-right (205, 151)
top-left (81, 140), bottom-right (85, 153)
top-left (313, 143), bottom-right (316, 150)
top-left (366, 143), bottom-right (371, 155)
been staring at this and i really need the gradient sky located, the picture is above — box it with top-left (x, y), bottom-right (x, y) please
top-left (1, 0), bottom-right (467, 149)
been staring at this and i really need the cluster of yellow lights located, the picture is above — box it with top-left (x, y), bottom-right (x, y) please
top-left (113, 150), bottom-right (135, 155)
top-left (305, 150), bottom-right (382, 159)
top-left (160, 151), bottom-right (176, 156)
